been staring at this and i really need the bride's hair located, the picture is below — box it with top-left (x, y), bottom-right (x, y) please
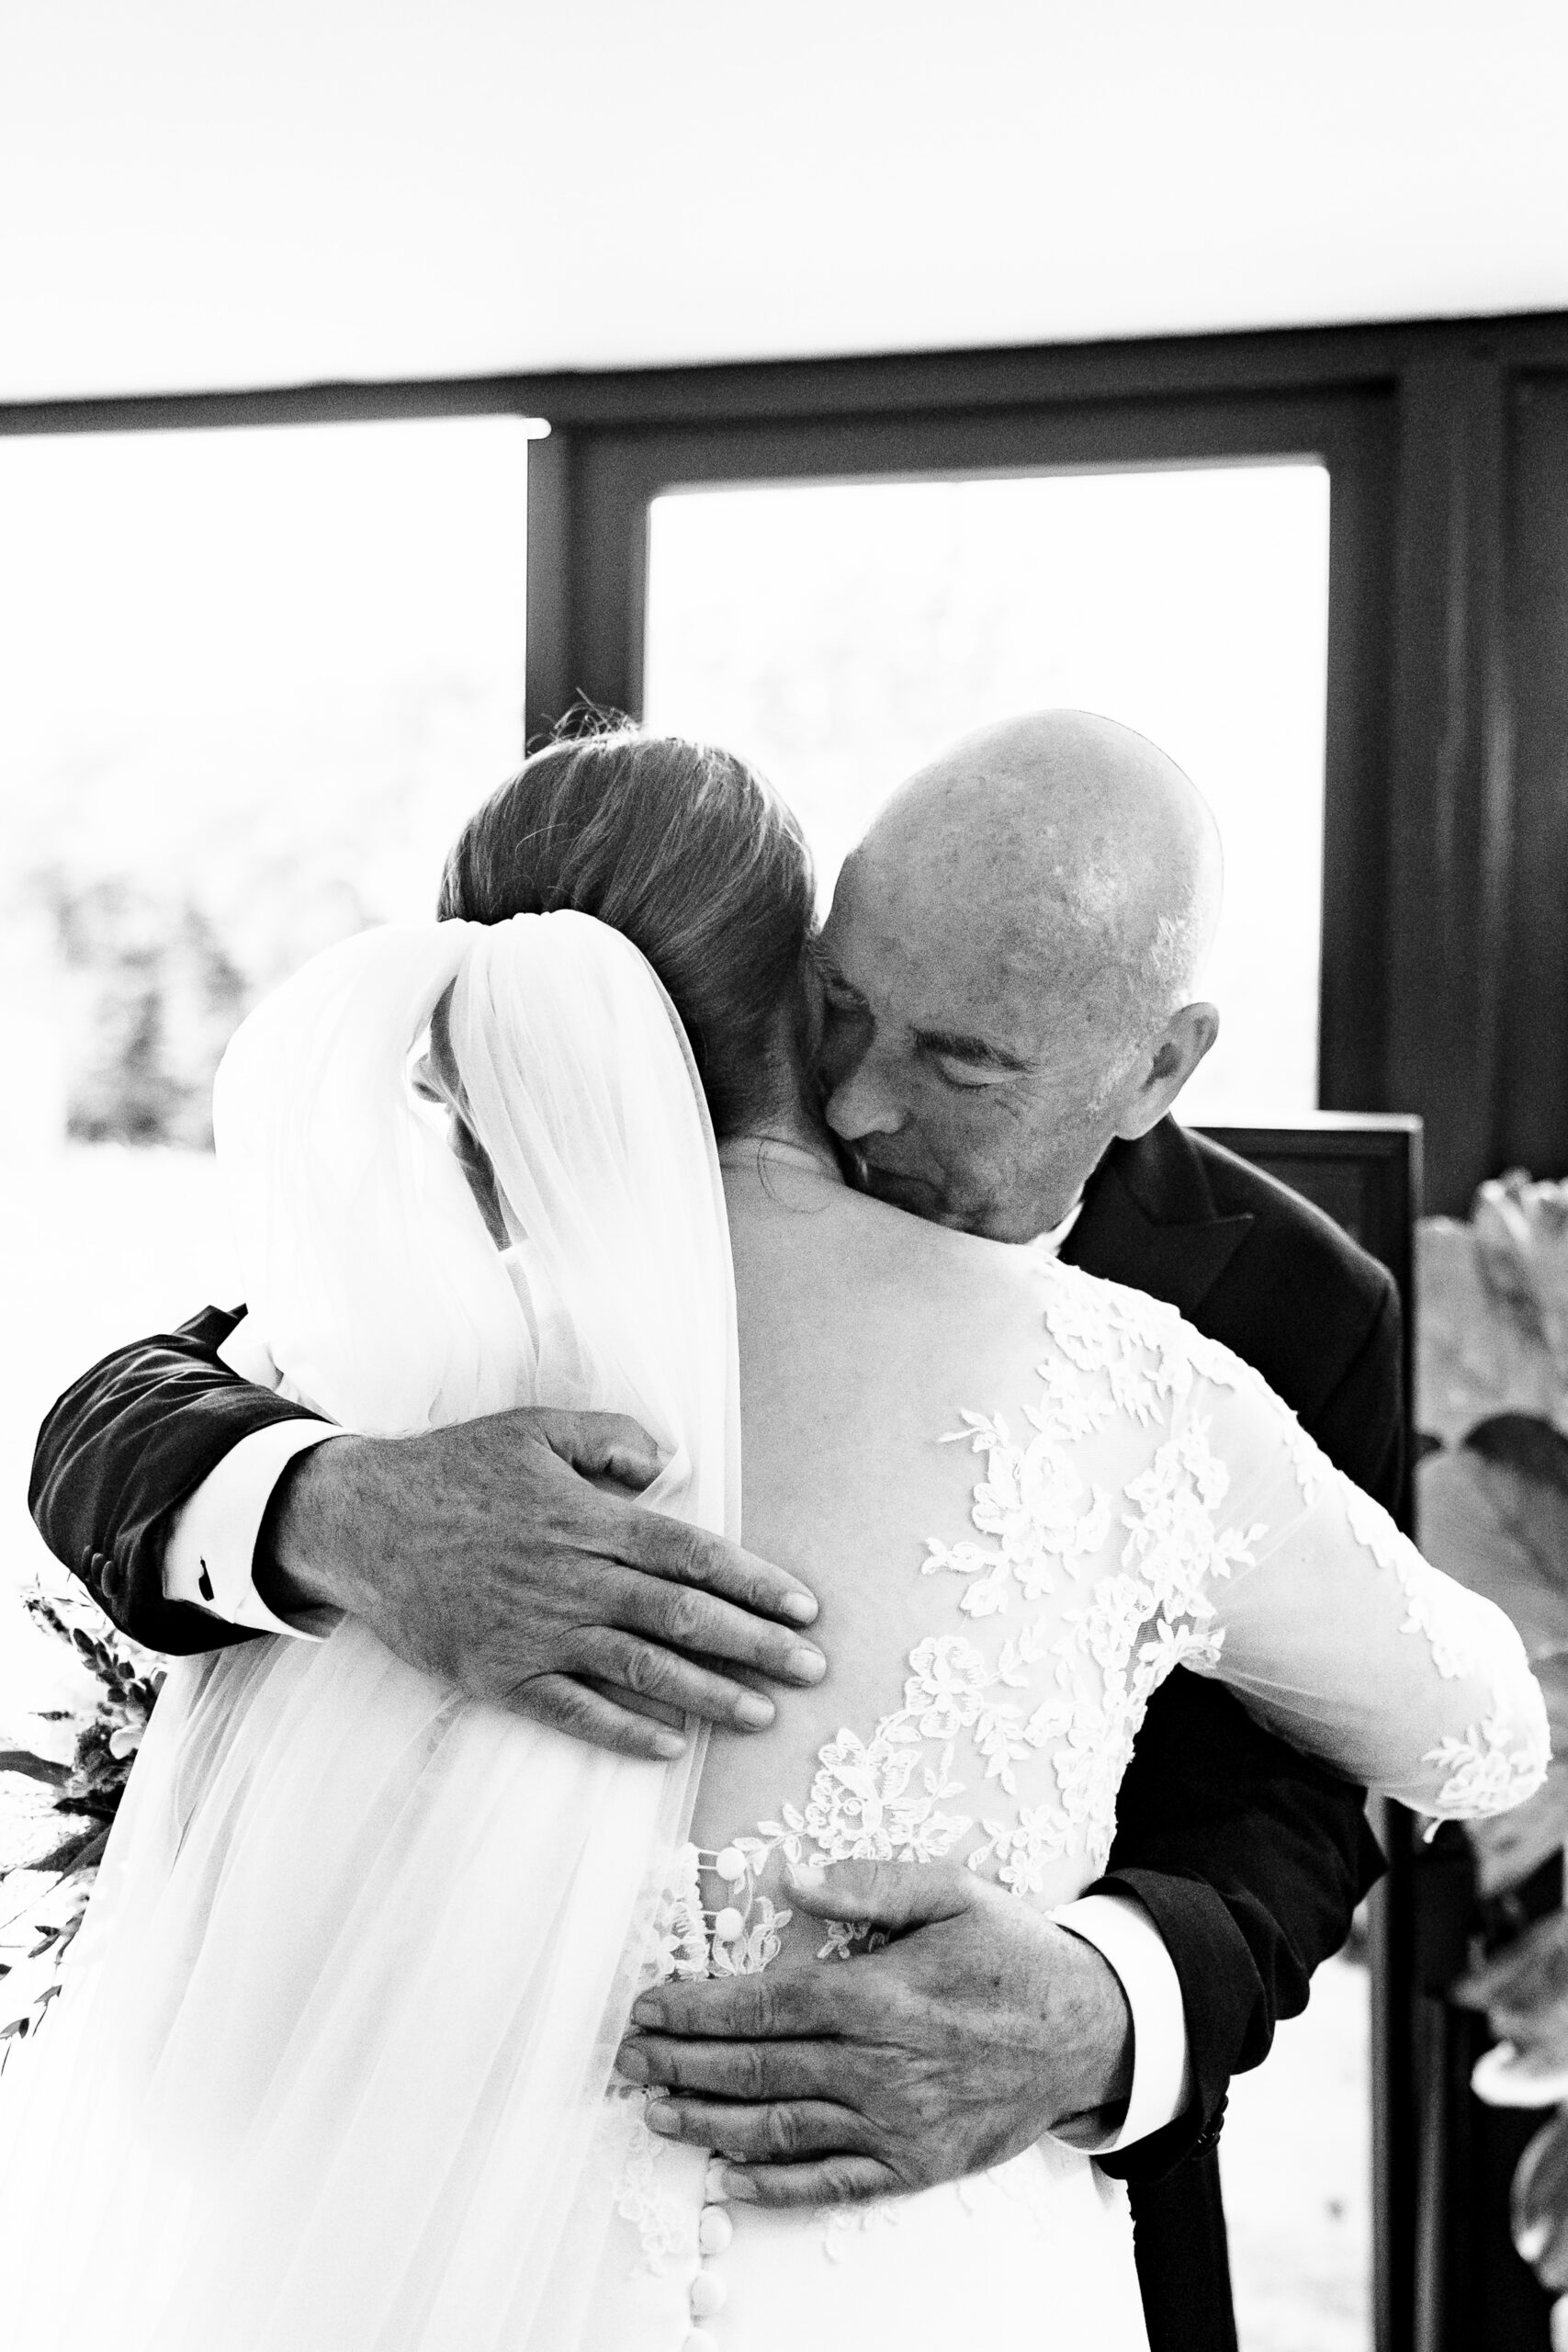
top-left (437, 725), bottom-right (815, 1137)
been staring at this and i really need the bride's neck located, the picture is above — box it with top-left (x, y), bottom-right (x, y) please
top-left (717, 1098), bottom-right (845, 1189)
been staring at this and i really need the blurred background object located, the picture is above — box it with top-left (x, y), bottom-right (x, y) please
top-left (1418, 1180), bottom-right (1568, 2342)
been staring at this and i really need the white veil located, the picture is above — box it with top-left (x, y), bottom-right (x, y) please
top-left (0, 912), bottom-right (739, 2352)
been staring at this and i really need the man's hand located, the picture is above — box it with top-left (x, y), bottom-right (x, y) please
top-left (616, 1857), bottom-right (1133, 2204)
top-left (260, 1408), bottom-right (825, 1759)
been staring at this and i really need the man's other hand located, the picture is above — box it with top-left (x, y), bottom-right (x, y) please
top-left (260, 1408), bottom-right (825, 1759)
top-left (615, 1857), bottom-right (1133, 2202)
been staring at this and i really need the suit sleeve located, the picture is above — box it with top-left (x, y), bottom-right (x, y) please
top-left (1094, 1276), bottom-right (1403, 2184)
top-left (28, 1307), bottom-right (329, 1657)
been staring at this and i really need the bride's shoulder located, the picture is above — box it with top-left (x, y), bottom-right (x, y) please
top-left (1031, 1258), bottom-right (1274, 1403)
top-left (728, 1170), bottom-right (1274, 1400)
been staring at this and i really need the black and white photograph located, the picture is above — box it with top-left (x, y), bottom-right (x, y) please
top-left (3, 7), bottom-right (1568, 2349)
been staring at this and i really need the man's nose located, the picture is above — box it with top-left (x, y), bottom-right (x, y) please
top-left (823, 1050), bottom-right (908, 1142)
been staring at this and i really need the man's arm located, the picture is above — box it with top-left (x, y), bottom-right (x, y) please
top-left (1093, 1672), bottom-right (1382, 2181)
top-left (30, 1306), bottom-right (321, 1655)
top-left (30, 1314), bottom-right (828, 1758)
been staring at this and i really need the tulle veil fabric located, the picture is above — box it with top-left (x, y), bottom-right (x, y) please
top-left (0, 912), bottom-right (740, 2352)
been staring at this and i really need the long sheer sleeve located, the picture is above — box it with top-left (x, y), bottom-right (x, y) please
top-left (1183, 1367), bottom-right (1549, 1823)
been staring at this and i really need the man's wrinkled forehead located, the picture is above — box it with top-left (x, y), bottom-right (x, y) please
top-left (823, 843), bottom-right (981, 997)
top-left (823, 836), bottom-right (1095, 1048)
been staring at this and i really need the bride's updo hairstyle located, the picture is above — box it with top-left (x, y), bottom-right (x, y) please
top-left (437, 724), bottom-right (815, 1139)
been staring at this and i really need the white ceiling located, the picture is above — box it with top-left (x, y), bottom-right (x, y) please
top-left (5, 0), bottom-right (1567, 405)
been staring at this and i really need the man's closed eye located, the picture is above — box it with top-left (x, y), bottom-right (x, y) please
top-left (916, 1035), bottom-right (1030, 1091)
top-left (930, 1054), bottom-right (1018, 1091)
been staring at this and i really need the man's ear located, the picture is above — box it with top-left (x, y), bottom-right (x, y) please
top-left (1112, 1001), bottom-right (1221, 1140)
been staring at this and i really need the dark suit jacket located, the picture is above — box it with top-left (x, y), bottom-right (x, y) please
top-left (1064, 1118), bottom-right (1399, 2352)
top-left (29, 1113), bottom-right (1398, 2352)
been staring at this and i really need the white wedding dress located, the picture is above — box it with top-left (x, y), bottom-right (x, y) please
top-left (0, 914), bottom-right (1548, 2352)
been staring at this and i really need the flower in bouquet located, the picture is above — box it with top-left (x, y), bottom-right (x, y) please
top-left (0, 1585), bottom-right (164, 2059)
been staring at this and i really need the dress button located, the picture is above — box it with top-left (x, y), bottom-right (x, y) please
top-left (713, 1906), bottom-right (745, 1943)
top-left (690, 2267), bottom-right (728, 2318)
top-left (714, 1846), bottom-right (747, 1882)
top-left (704, 2156), bottom-right (729, 2204)
top-left (698, 2204), bottom-right (733, 2254)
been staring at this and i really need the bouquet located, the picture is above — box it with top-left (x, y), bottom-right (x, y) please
top-left (0, 1586), bottom-right (163, 2064)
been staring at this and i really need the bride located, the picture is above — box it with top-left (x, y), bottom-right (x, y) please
top-left (0, 728), bottom-right (1547, 2352)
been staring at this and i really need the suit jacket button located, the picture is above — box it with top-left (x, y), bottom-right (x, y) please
top-left (99, 1555), bottom-right (126, 1603)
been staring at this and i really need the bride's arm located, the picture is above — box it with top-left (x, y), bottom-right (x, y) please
top-left (1091, 1279), bottom-right (1400, 2186)
top-left (1193, 1385), bottom-right (1549, 1819)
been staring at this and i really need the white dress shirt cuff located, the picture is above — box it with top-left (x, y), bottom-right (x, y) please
top-left (163, 1421), bottom-right (345, 1640)
top-left (1046, 1889), bottom-right (1193, 2154)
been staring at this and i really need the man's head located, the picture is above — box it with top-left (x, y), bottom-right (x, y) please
top-left (817, 710), bottom-right (1224, 1241)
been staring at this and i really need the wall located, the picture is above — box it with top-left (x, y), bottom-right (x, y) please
top-left (4, 0), bottom-right (1568, 402)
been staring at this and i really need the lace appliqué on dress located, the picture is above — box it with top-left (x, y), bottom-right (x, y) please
top-left (1341, 1485), bottom-right (1546, 1822)
top-left (702, 1273), bottom-right (1275, 1945)
top-left (615, 1842), bottom-right (789, 2275)
top-left (954, 1407), bottom-right (1250, 1888)
top-left (610, 2084), bottom-right (694, 2278)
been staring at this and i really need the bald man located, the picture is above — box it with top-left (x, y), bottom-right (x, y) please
top-left (31, 713), bottom-right (1395, 2352)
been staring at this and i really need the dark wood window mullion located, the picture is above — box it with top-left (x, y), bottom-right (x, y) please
top-left (1383, 345), bottom-right (1513, 1214)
